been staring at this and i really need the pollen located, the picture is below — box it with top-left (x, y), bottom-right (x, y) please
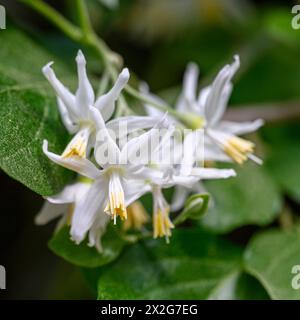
top-left (153, 208), bottom-right (174, 242)
top-left (123, 201), bottom-right (149, 231)
top-left (224, 136), bottom-right (254, 164)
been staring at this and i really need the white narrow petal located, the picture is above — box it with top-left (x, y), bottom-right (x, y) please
top-left (170, 185), bottom-right (189, 212)
top-left (179, 131), bottom-right (201, 176)
top-left (204, 65), bottom-right (231, 124)
top-left (204, 55), bottom-right (240, 126)
top-left (71, 179), bottom-right (107, 244)
top-left (43, 140), bottom-right (101, 179)
top-left (123, 179), bottom-right (151, 206)
top-left (218, 119), bottom-right (264, 135)
top-left (89, 106), bottom-right (121, 167)
top-left (95, 68), bottom-right (130, 121)
top-left (175, 62), bottom-right (199, 114)
top-left (88, 213), bottom-right (110, 252)
top-left (191, 167), bottom-right (236, 179)
top-left (106, 116), bottom-right (161, 139)
top-left (57, 98), bottom-right (78, 134)
top-left (75, 50), bottom-right (95, 117)
top-left (198, 86), bottom-right (211, 108)
top-left (182, 62), bottom-right (199, 106)
top-left (171, 175), bottom-right (199, 188)
top-left (204, 140), bottom-right (232, 162)
top-left (35, 201), bottom-right (68, 225)
top-left (121, 115), bottom-right (174, 165)
top-left (42, 62), bottom-right (77, 118)
top-left (47, 182), bottom-right (87, 204)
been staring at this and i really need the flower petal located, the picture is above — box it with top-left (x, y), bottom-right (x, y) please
top-left (43, 140), bottom-right (100, 179)
top-left (175, 62), bottom-right (200, 114)
top-left (170, 185), bottom-right (189, 212)
top-left (124, 179), bottom-right (151, 205)
top-left (47, 182), bottom-right (89, 204)
top-left (42, 62), bottom-right (77, 119)
top-left (121, 116), bottom-right (174, 165)
top-left (204, 55), bottom-right (239, 126)
top-left (204, 139), bottom-right (232, 162)
top-left (179, 130), bottom-right (203, 176)
top-left (106, 116), bottom-right (161, 139)
top-left (191, 167), bottom-right (236, 179)
top-left (57, 98), bottom-right (78, 134)
top-left (70, 178), bottom-right (107, 244)
top-left (182, 63), bottom-right (199, 107)
top-left (35, 201), bottom-right (68, 225)
top-left (88, 212), bottom-right (110, 252)
top-left (89, 106), bottom-right (121, 167)
top-left (218, 119), bottom-right (264, 135)
top-left (95, 68), bottom-right (129, 121)
top-left (75, 50), bottom-right (95, 118)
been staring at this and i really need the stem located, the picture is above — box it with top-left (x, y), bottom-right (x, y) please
top-left (75, 0), bottom-right (94, 38)
top-left (96, 73), bottom-right (109, 96)
top-left (21, 0), bottom-right (83, 42)
top-left (20, 0), bottom-right (204, 127)
top-left (125, 85), bottom-right (181, 119)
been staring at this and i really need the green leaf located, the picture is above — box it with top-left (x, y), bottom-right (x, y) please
top-left (174, 193), bottom-right (210, 225)
top-left (209, 272), bottom-right (269, 300)
top-left (0, 28), bottom-right (76, 195)
top-left (48, 225), bottom-right (127, 268)
top-left (97, 228), bottom-right (243, 299)
top-left (266, 142), bottom-right (300, 202)
top-left (244, 228), bottom-right (300, 300)
top-left (201, 162), bottom-right (282, 233)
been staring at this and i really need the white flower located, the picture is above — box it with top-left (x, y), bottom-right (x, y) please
top-left (42, 50), bottom-right (129, 159)
top-left (178, 55), bottom-right (264, 164)
top-left (142, 56), bottom-right (264, 164)
top-left (42, 106), bottom-right (173, 244)
top-left (135, 133), bottom-right (236, 241)
top-left (35, 181), bottom-right (110, 252)
top-left (147, 166), bottom-right (235, 241)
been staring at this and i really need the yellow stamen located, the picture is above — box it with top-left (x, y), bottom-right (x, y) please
top-left (153, 208), bottom-right (174, 242)
top-left (62, 136), bottom-right (87, 159)
top-left (123, 201), bottom-right (149, 231)
top-left (104, 191), bottom-right (127, 222)
top-left (224, 136), bottom-right (254, 164)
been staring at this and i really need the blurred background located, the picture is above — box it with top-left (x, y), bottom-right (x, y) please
top-left (1, 0), bottom-right (300, 299)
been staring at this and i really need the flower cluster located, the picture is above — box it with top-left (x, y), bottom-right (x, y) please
top-left (36, 51), bottom-right (263, 251)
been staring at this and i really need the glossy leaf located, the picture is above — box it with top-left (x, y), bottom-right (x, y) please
top-left (97, 228), bottom-right (243, 299)
top-left (244, 228), bottom-right (300, 300)
top-left (201, 163), bottom-right (282, 233)
top-left (49, 225), bottom-right (127, 268)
